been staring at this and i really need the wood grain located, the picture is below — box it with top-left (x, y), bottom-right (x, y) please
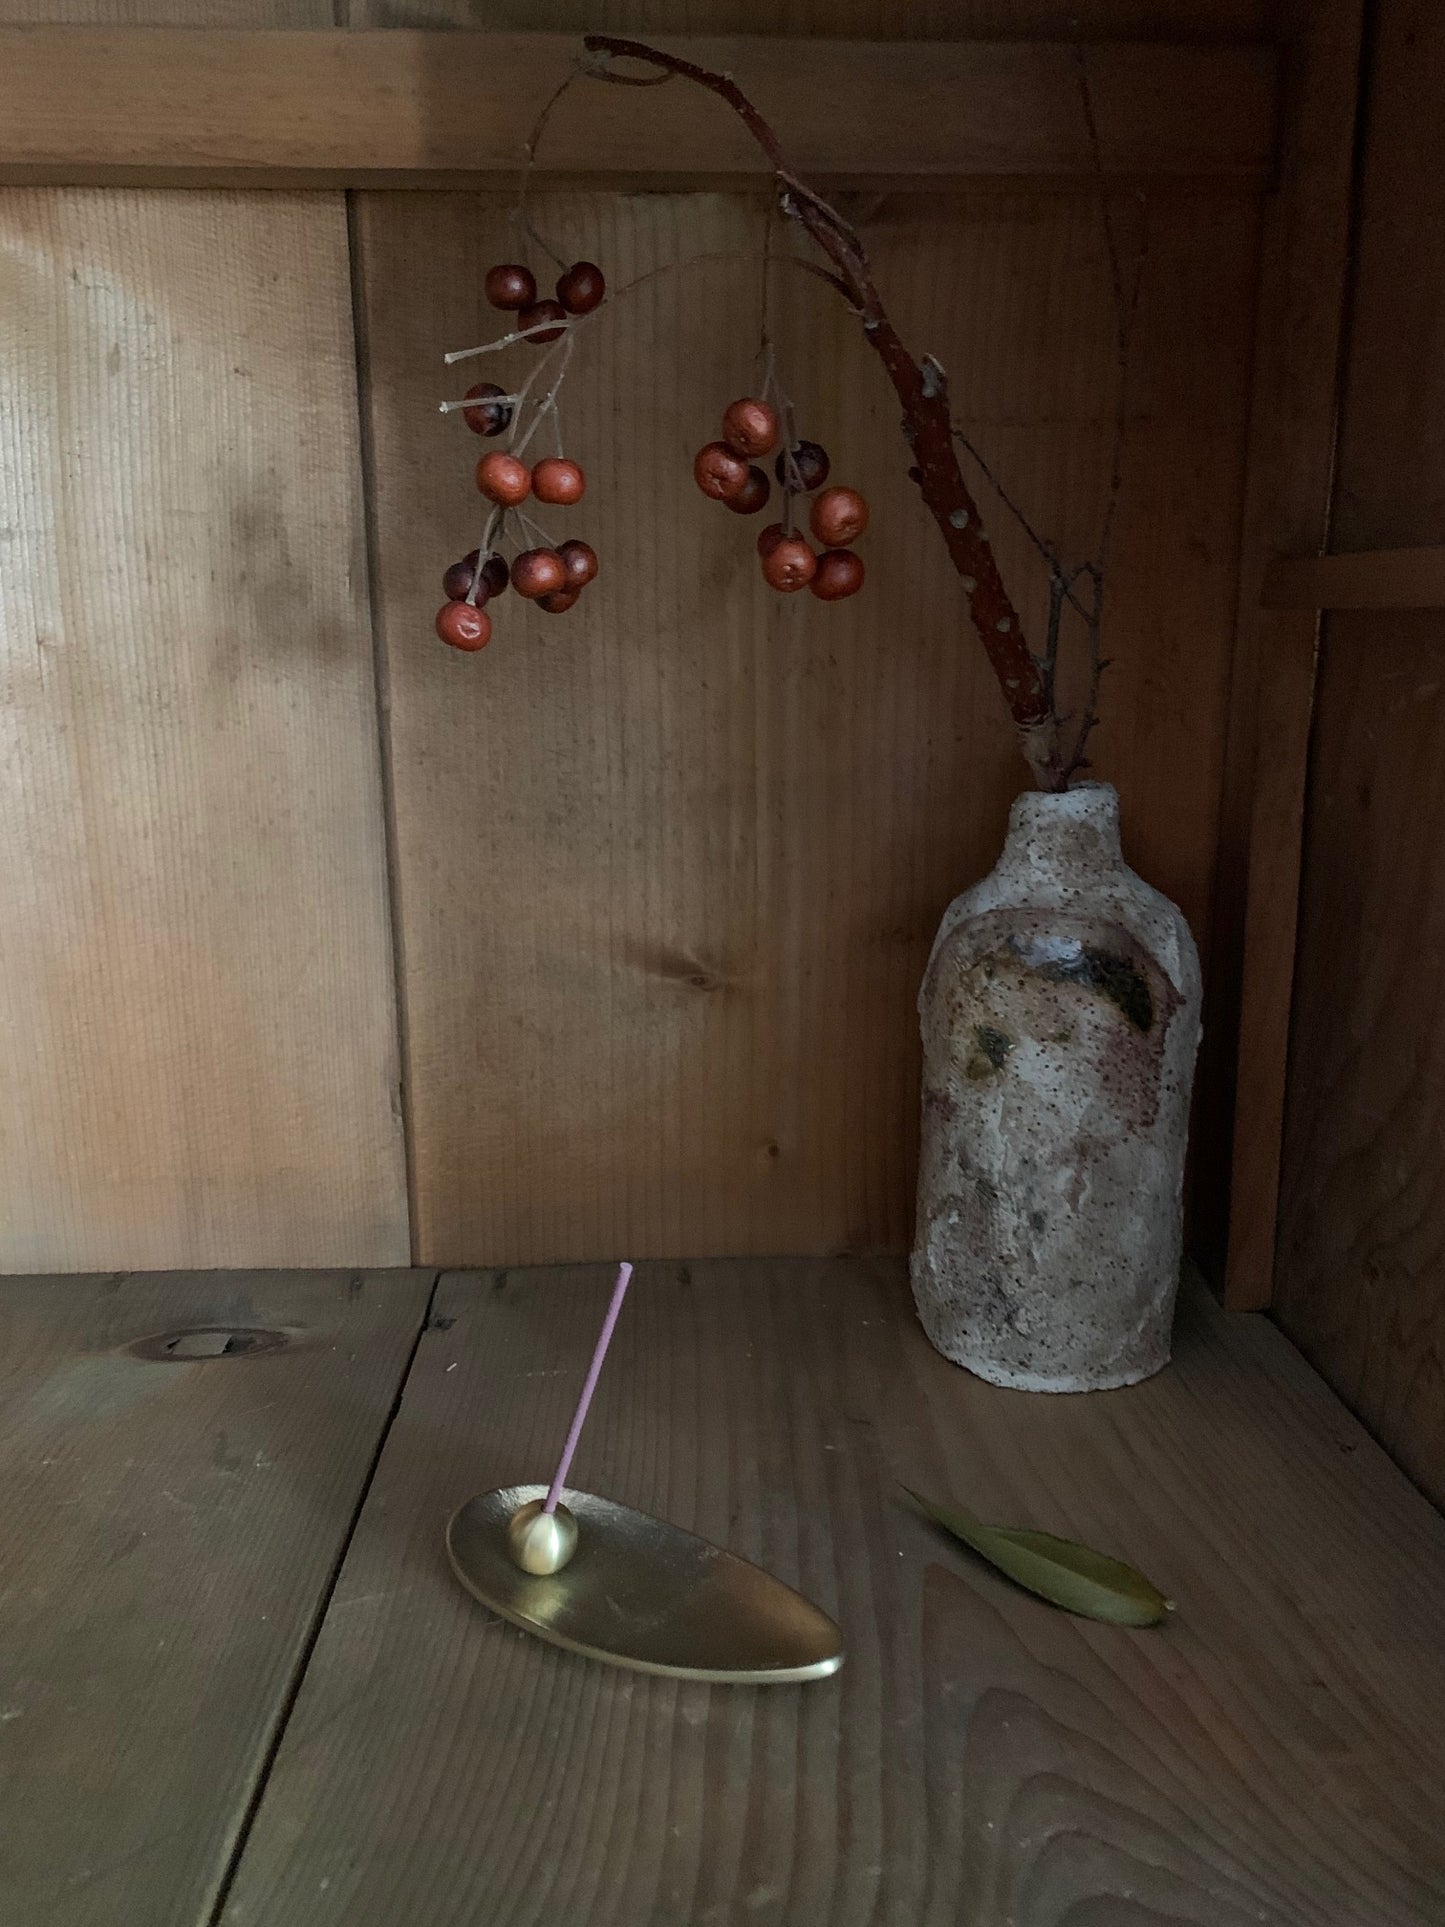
top-left (0, 30), bottom-right (1279, 190)
top-left (0, 189), bottom-right (409, 1271)
top-left (0, 0), bottom-right (325, 22)
top-left (1274, 0), bottom-right (1445, 1507)
top-left (222, 1258), bottom-right (1445, 1925)
top-left (351, 0), bottom-right (1278, 40)
top-left (1327, 8), bottom-right (1445, 560)
top-left (1196, 0), bottom-right (1364, 1304)
top-left (0, 1266), bottom-right (432, 1927)
top-left (1262, 545), bottom-right (1445, 610)
top-left (358, 186), bottom-right (1257, 1266)
top-left (1276, 618), bottom-right (1445, 1509)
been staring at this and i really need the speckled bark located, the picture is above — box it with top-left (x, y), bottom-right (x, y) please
top-left (912, 785), bottom-right (1202, 1392)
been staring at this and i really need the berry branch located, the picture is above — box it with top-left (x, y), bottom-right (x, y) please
top-left (433, 37), bottom-right (1137, 788)
top-left (582, 32), bottom-right (1070, 789)
top-left (432, 260), bottom-right (602, 651)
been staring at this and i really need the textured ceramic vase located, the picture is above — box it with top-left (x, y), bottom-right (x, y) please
top-left (911, 782), bottom-right (1201, 1392)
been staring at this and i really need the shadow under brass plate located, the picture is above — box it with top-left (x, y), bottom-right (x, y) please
top-left (447, 1485), bottom-right (844, 1685)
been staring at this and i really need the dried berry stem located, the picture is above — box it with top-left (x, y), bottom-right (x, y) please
top-left (466, 504), bottom-right (507, 606)
top-left (445, 318), bottom-right (574, 366)
top-left (516, 507), bottom-right (558, 548)
top-left (439, 391), bottom-right (526, 416)
top-left (511, 334), bottom-right (575, 461)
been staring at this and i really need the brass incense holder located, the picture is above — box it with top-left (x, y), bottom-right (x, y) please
top-left (447, 1262), bottom-right (844, 1683)
top-left (447, 1483), bottom-right (844, 1684)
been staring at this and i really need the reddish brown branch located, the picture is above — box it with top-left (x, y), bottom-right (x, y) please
top-left (583, 32), bottom-right (1064, 788)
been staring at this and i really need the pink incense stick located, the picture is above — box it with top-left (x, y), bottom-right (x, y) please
top-left (542, 1261), bottom-right (634, 1515)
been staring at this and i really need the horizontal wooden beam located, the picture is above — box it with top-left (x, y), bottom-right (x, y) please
top-left (1262, 545), bottom-right (1445, 610)
top-left (0, 29), bottom-right (1277, 189)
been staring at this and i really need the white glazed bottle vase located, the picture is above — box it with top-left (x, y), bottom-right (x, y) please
top-left (911, 783), bottom-right (1202, 1392)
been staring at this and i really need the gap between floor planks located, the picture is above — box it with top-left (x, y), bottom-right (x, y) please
top-left (0, 1267), bottom-right (437, 1927)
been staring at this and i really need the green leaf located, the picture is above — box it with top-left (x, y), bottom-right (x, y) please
top-left (905, 1487), bottom-right (1173, 1628)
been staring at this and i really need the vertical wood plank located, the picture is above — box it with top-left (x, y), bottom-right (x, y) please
top-left (1202, 0), bottom-right (1363, 1306)
top-left (1275, 617), bottom-right (1445, 1510)
top-left (359, 184), bottom-right (1258, 1266)
top-left (0, 190), bottom-right (409, 1270)
top-left (1274, 0), bottom-right (1445, 1508)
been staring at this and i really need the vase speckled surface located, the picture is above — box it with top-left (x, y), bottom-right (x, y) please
top-left (911, 783), bottom-right (1202, 1392)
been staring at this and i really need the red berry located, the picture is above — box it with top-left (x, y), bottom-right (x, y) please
top-left (722, 397), bottom-right (779, 459)
top-left (443, 551), bottom-right (486, 601)
top-left (810, 485), bottom-right (869, 547)
top-left (774, 440), bottom-right (830, 492)
top-left (556, 261), bottom-right (606, 315)
top-left (557, 538), bottom-right (599, 588)
top-left (757, 522), bottom-right (787, 559)
top-left (532, 457), bottom-right (586, 506)
top-left (694, 440), bottom-right (751, 502)
top-left (537, 586), bottom-right (581, 613)
top-left (512, 547), bottom-right (567, 599)
top-left (435, 601), bottom-right (492, 650)
top-left (485, 263), bottom-right (536, 311)
top-left (476, 451), bottom-right (531, 505)
top-left (480, 553), bottom-right (510, 598)
top-left (724, 465), bottom-right (770, 515)
top-left (810, 548), bottom-right (866, 601)
top-left (519, 298), bottom-right (568, 344)
top-left (761, 536), bottom-right (817, 592)
top-left (461, 381), bottom-right (512, 437)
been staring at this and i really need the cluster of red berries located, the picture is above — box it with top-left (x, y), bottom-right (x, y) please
top-left (484, 257), bottom-right (606, 339)
top-left (693, 397), bottom-right (868, 600)
top-left (436, 536), bottom-right (600, 651)
top-left (433, 257), bottom-right (607, 652)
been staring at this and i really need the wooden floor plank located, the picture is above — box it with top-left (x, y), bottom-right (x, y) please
top-left (0, 1268), bottom-right (433, 1927)
top-left (221, 1259), bottom-right (1445, 1925)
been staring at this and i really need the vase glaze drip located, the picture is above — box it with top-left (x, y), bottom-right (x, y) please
top-left (912, 783), bottom-right (1202, 1392)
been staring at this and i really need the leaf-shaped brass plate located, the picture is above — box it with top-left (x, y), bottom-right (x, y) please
top-left (447, 1485), bottom-right (844, 1684)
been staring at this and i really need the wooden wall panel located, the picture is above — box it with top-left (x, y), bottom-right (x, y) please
top-left (0, 32), bottom-right (1278, 190)
top-left (0, 0), bottom-right (1272, 1274)
top-left (360, 184), bottom-right (1258, 1266)
top-left (0, 0), bottom-right (326, 22)
top-left (1276, 618), bottom-right (1445, 1506)
top-left (1275, 0), bottom-right (1445, 1506)
top-left (1200, 0), bottom-right (1362, 1305)
top-left (353, 0), bottom-right (1277, 39)
top-left (0, 190), bottom-right (408, 1270)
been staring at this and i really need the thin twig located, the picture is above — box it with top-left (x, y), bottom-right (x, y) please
top-left (1096, 193), bottom-right (1147, 576)
top-left (608, 246), bottom-right (854, 312)
top-left (446, 249), bottom-right (852, 377)
top-left (512, 333), bottom-right (574, 460)
top-left (1041, 569), bottom-right (1067, 713)
top-left (1073, 47), bottom-right (1126, 359)
top-left (1053, 45), bottom-right (1148, 779)
top-left (950, 428), bottom-right (1092, 624)
top-left (516, 506), bottom-right (559, 548)
top-left (515, 66), bottom-right (581, 271)
top-left (757, 200), bottom-right (773, 362)
top-left (464, 504), bottom-right (506, 607)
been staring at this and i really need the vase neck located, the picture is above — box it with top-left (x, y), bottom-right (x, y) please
top-left (1001, 783), bottom-right (1124, 883)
